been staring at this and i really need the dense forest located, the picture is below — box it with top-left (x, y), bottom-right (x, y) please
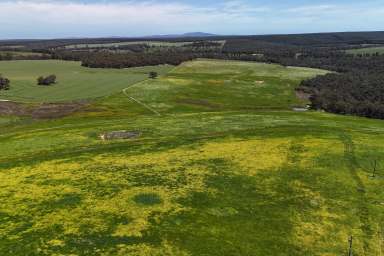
top-left (294, 55), bottom-right (384, 119)
top-left (299, 72), bottom-right (384, 119)
top-left (81, 52), bottom-right (197, 68)
top-left (1, 31), bottom-right (384, 119)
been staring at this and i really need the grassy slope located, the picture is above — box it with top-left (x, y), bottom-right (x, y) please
top-left (0, 60), bottom-right (172, 102)
top-left (0, 60), bottom-right (384, 255)
top-left (97, 59), bottom-right (328, 115)
top-left (0, 116), bottom-right (19, 125)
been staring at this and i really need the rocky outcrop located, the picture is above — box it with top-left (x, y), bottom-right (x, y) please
top-left (100, 131), bottom-right (141, 141)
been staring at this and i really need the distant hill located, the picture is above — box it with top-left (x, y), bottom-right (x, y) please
top-left (181, 32), bottom-right (217, 37)
top-left (145, 32), bottom-right (218, 39)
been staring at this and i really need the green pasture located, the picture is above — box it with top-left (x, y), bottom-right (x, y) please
top-left (346, 46), bottom-right (384, 55)
top-left (104, 59), bottom-right (328, 114)
top-left (0, 59), bottom-right (383, 255)
top-left (0, 60), bottom-right (172, 102)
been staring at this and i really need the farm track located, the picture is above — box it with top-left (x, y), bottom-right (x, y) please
top-left (340, 133), bottom-right (373, 254)
top-left (122, 87), bottom-right (161, 116)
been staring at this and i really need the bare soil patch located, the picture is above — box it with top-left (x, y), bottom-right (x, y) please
top-left (295, 89), bottom-right (311, 100)
top-left (0, 101), bottom-right (87, 119)
top-left (0, 102), bottom-right (30, 116)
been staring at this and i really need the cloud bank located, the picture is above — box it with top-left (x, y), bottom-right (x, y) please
top-left (0, 0), bottom-right (383, 38)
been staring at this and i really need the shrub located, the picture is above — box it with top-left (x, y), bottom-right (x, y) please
top-left (37, 75), bottom-right (57, 86)
top-left (149, 71), bottom-right (158, 79)
top-left (0, 75), bottom-right (10, 90)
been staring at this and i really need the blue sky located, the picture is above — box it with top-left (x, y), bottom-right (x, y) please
top-left (0, 0), bottom-right (383, 39)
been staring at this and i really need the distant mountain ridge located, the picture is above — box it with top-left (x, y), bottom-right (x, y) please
top-left (145, 32), bottom-right (218, 39)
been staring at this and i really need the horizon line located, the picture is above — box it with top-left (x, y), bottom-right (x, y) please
top-left (1, 30), bottom-right (384, 41)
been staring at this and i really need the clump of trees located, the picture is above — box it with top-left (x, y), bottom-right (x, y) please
top-left (0, 75), bottom-right (10, 90)
top-left (37, 75), bottom-right (57, 86)
top-left (149, 72), bottom-right (158, 79)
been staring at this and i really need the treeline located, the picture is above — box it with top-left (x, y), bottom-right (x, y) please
top-left (295, 55), bottom-right (384, 119)
top-left (223, 39), bottom-right (301, 57)
top-left (299, 72), bottom-right (384, 119)
top-left (81, 52), bottom-right (197, 68)
top-left (110, 44), bottom-right (150, 53)
top-left (267, 53), bottom-right (384, 73)
top-left (223, 31), bottom-right (384, 49)
top-left (65, 41), bottom-right (223, 54)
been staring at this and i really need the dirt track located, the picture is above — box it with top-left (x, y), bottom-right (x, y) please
top-left (122, 85), bottom-right (162, 116)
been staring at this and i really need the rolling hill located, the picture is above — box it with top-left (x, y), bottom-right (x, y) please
top-left (0, 59), bottom-right (383, 255)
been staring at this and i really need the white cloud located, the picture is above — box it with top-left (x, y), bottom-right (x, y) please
top-left (0, 0), bottom-right (383, 38)
top-left (284, 4), bottom-right (336, 15)
top-left (0, 1), bottom-right (190, 25)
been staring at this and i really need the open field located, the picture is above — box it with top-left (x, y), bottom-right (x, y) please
top-left (346, 46), bottom-right (384, 55)
top-left (0, 60), bottom-right (172, 102)
top-left (0, 51), bottom-right (44, 57)
top-left (0, 60), bottom-right (384, 255)
top-left (97, 59), bottom-right (328, 115)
